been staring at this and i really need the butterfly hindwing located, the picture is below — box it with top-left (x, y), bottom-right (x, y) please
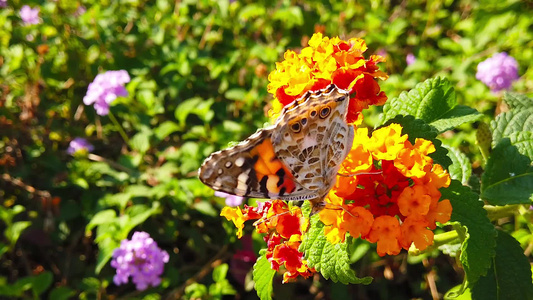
top-left (199, 128), bottom-right (312, 200)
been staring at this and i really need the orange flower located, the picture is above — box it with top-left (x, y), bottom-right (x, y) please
top-left (313, 123), bottom-right (452, 255)
top-left (268, 33), bottom-right (388, 123)
top-left (367, 124), bottom-right (408, 160)
top-left (400, 215), bottom-right (434, 251)
top-left (366, 216), bottom-right (402, 256)
top-left (397, 185), bottom-right (432, 217)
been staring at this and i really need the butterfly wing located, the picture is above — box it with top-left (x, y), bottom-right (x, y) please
top-left (271, 84), bottom-right (353, 195)
top-left (199, 127), bottom-right (315, 201)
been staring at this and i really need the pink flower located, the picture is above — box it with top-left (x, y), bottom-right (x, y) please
top-left (476, 52), bottom-right (519, 92)
top-left (67, 138), bottom-right (94, 155)
top-left (215, 191), bottom-right (244, 207)
top-left (111, 232), bottom-right (169, 291)
top-left (406, 53), bottom-right (416, 66)
top-left (20, 5), bottom-right (41, 25)
top-left (83, 70), bottom-right (130, 116)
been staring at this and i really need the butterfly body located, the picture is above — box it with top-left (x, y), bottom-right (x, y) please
top-left (199, 84), bottom-right (353, 215)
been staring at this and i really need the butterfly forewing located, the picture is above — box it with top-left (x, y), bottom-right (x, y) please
top-left (198, 127), bottom-right (312, 200)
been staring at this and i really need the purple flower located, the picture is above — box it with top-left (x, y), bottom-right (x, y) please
top-left (83, 70), bottom-right (130, 116)
top-left (67, 138), bottom-right (94, 155)
top-left (20, 5), bottom-right (41, 25)
top-left (476, 52), bottom-right (519, 92)
top-left (74, 5), bottom-right (86, 17)
top-left (0, 0), bottom-right (7, 8)
top-left (111, 232), bottom-right (169, 291)
top-left (215, 191), bottom-right (244, 207)
top-left (406, 53), bottom-right (416, 66)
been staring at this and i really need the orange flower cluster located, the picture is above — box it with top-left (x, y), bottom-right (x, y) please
top-left (221, 200), bottom-right (315, 282)
top-left (267, 33), bottom-right (388, 123)
top-left (320, 124), bottom-right (452, 256)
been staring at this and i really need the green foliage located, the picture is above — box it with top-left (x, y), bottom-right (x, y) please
top-left (300, 213), bottom-right (372, 285)
top-left (471, 231), bottom-right (533, 300)
top-left (252, 250), bottom-right (276, 300)
top-left (442, 181), bottom-right (497, 284)
top-left (381, 77), bottom-right (482, 133)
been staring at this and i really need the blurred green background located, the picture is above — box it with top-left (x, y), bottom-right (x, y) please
top-left (0, 0), bottom-right (531, 299)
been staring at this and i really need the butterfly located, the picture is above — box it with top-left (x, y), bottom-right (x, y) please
top-left (199, 84), bottom-right (354, 215)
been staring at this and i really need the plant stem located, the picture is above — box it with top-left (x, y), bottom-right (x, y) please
top-left (108, 110), bottom-right (130, 147)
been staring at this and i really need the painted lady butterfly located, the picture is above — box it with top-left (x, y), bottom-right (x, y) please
top-left (199, 84), bottom-right (354, 215)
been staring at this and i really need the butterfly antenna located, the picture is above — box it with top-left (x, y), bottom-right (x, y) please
top-left (337, 170), bottom-right (383, 177)
top-left (323, 202), bottom-right (357, 219)
top-left (252, 210), bottom-right (292, 227)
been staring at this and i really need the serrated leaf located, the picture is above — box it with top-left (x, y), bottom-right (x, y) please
top-left (300, 215), bottom-right (372, 285)
top-left (381, 77), bottom-right (479, 133)
top-left (252, 250), bottom-right (275, 300)
top-left (471, 230), bottom-right (533, 300)
top-left (442, 180), bottom-right (497, 284)
top-left (429, 105), bottom-right (482, 133)
top-left (503, 93), bottom-right (533, 110)
top-left (490, 108), bottom-right (533, 147)
top-left (481, 132), bottom-right (533, 205)
top-left (444, 145), bottom-right (472, 185)
top-left (383, 115), bottom-right (452, 168)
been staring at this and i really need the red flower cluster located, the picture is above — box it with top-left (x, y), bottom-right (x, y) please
top-left (221, 200), bottom-right (314, 282)
top-left (267, 33), bottom-right (388, 123)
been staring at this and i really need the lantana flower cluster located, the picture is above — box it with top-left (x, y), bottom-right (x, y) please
top-left (267, 32), bottom-right (388, 123)
top-left (320, 124), bottom-right (452, 256)
top-left (221, 201), bottom-right (315, 282)
top-left (111, 231), bottom-right (169, 291)
top-left (83, 70), bottom-right (130, 116)
top-left (220, 34), bottom-right (452, 281)
top-left (476, 52), bottom-right (519, 92)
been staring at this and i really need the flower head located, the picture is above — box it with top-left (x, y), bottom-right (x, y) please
top-left (476, 52), bottom-right (519, 92)
top-left (67, 138), bottom-right (94, 155)
top-left (318, 124), bottom-right (452, 256)
top-left (83, 70), bottom-right (130, 116)
top-left (267, 33), bottom-right (387, 123)
top-left (0, 0), bottom-right (7, 8)
top-left (215, 191), bottom-right (244, 207)
top-left (111, 232), bottom-right (169, 291)
top-left (406, 53), bottom-right (416, 66)
top-left (20, 5), bottom-right (41, 25)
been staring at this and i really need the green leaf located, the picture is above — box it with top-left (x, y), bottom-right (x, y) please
top-left (429, 105), bottom-right (482, 133)
top-left (174, 97), bottom-right (214, 128)
top-left (471, 230), bottom-right (533, 300)
top-left (442, 180), bottom-right (497, 284)
top-left (130, 130), bottom-right (152, 153)
top-left (95, 237), bottom-right (119, 274)
top-left (444, 145), bottom-right (472, 185)
top-left (212, 263), bottom-right (229, 282)
top-left (490, 107), bottom-right (533, 147)
top-left (6, 221), bottom-right (31, 247)
top-left (49, 286), bottom-right (75, 300)
top-left (31, 271), bottom-right (53, 296)
top-left (503, 93), bottom-right (533, 110)
top-left (154, 121), bottom-right (180, 141)
top-left (300, 215), bottom-right (372, 284)
top-left (381, 77), bottom-right (479, 132)
top-left (85, 210), bottom-right (116, 233)
top-left (481, 132), bottom-right (533, 205)
top-left (252, 250), bottom-right (275, 300)
top-left (383, 115), bottom-right (452, 168)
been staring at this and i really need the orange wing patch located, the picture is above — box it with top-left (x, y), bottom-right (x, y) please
top-left (250, 137), bottom-right (296, 197)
